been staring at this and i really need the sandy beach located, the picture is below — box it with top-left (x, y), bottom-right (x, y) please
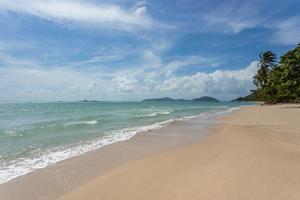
top-left (1, 1), bottom-right (299, 199)
top-left (59, 104), bottom-right (300, 200)
top-left (1, 104), bottom-right (300, 200)
top-left (0, 105), bottom-right (221, 200)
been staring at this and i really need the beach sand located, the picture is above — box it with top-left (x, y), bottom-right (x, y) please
top-left (1, 104), bottom-right (300, 200)
top-left (59, 104), bottom-right (300, 200)
top-left (0, 107), bottom-right (218, 200)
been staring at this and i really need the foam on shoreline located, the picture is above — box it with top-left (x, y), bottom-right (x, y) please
top-left (0, 106), bottom-right (240, 184)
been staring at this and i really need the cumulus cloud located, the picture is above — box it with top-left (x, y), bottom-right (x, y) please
top-left (143, 61), bottom-right (259, 100)
top-left (0, 61), bottom-right (258, 101)
top-left (124, 60), bottom-right (258, 100)
top-left (0, 0), bottom-right (153, 30)
top-left (112, 76), bottom-right (138, 93)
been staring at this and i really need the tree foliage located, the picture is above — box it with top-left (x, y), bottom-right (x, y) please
top-left (253, 51), bottom-right (277, 88)
top-left (252, 44), bottom-right (300, 104)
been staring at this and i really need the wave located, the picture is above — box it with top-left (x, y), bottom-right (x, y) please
top-left (182, 106), bottom-right (238, 119)
top-left (139, 110), bottom-right (173, 117)
top-left (0, 106), bottom-right (240, 184)
top-left (65, 120), bottom-right (98, 126)
top-left (0, 118), bottom-right (176, 184)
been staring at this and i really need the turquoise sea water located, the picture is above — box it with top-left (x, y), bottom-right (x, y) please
top-left (0, 101), bottom-right (252, 184)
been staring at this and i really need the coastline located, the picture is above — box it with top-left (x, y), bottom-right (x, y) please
top-left (0, 106), bottom-right (234, 200)
top-left (59, 104), bottom-right (300, 200)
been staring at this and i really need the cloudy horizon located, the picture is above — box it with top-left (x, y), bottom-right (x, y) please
top-left (0, 0), bottom-right (299, 101)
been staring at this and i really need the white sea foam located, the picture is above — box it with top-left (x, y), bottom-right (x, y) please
top-left (0, 118), bottom-right (176, 184)
top-left (140, 110), bottom-right (172, 117)
top-left (65, 120), bottom-right (98, 126)
top-left (182, 106), bottom-right (239, 120)
top-left (0, 106), bottom-right (240, 184)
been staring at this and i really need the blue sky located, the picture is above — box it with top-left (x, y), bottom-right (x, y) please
top-left (0, 0), bottom-right (299, 101)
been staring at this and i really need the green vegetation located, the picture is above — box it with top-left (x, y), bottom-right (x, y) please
top-left (252, 43), bottom-right (300, 104)
top-left (232, 93), bottom-right (263, 102)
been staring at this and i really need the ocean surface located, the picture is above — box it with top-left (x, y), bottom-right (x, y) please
top-left (0, 101), bottom-right (252, 184)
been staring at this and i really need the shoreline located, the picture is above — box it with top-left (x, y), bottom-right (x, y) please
top-left (0, 106), bottom-right (236, 200)
top-left (0, 106), bottom-right (239, 185)
top-left (59, 104), bottom-right (300, 200)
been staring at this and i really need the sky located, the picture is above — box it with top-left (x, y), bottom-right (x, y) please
top-left (0, 0), bottom-right (299, 101)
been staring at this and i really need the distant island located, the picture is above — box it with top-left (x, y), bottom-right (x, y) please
top-left (142, 97), bottom-right (176, 102)
top-left (142, 96), bottom-right (219, 102)
top-left (80, 100), bottom-right (102, 103)
top-left (79, 100), bottom-right (112, 103)
top-left (192, 96), bottom-right (219, 102)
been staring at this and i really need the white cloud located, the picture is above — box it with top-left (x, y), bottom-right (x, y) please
top-left (143, 50), bottom-right (162, 68)
top-left (145, 61), bottom-right (259, 100)
top-left (0, 60), bottom-right (258, 101)
top-left (112, 76), bottom-right (138, 93)
top-left (199, 1), bottom-right (299, 46)
top-left (201, 2), bottom-right (263, 33)
top-left (0, 0), bottom-right (153, 30)
top-left (134, 54), bottom-right (220, 79)
top-left (0, 66), bottom-right (91, 89)
top-left (132, 0), bottom-right (147, 15)
top-left (272, 16), bottom-right (300, 45)
top-left (165, 55), bottom-right (220, 72)
top-left (81, 55), bottom-right (124, 64)
top-left (0, 66), bottom-right (135, 101)
top-left (0, 52), bottom-right (39, 67)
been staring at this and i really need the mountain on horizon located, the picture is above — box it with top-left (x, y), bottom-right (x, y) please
top-left (142, 96), bottom-right (219, 102)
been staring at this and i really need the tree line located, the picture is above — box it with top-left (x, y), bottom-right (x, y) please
top-left (251, 43), bottom-right (300, 104)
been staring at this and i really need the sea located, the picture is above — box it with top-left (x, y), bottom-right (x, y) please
top-left (0, 101), bottom-right (253, 184)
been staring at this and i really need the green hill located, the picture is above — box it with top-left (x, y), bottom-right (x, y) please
top-left (192, 96), bottom-right (219, 102)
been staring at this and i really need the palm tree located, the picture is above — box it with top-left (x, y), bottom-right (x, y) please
top-left (253, 51), bottom-right (277, 88)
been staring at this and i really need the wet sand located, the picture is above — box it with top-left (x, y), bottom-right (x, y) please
top-left (0, 109), bottom-right (225, 200)
top-left (60, 104), bottom-right (300, 200)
